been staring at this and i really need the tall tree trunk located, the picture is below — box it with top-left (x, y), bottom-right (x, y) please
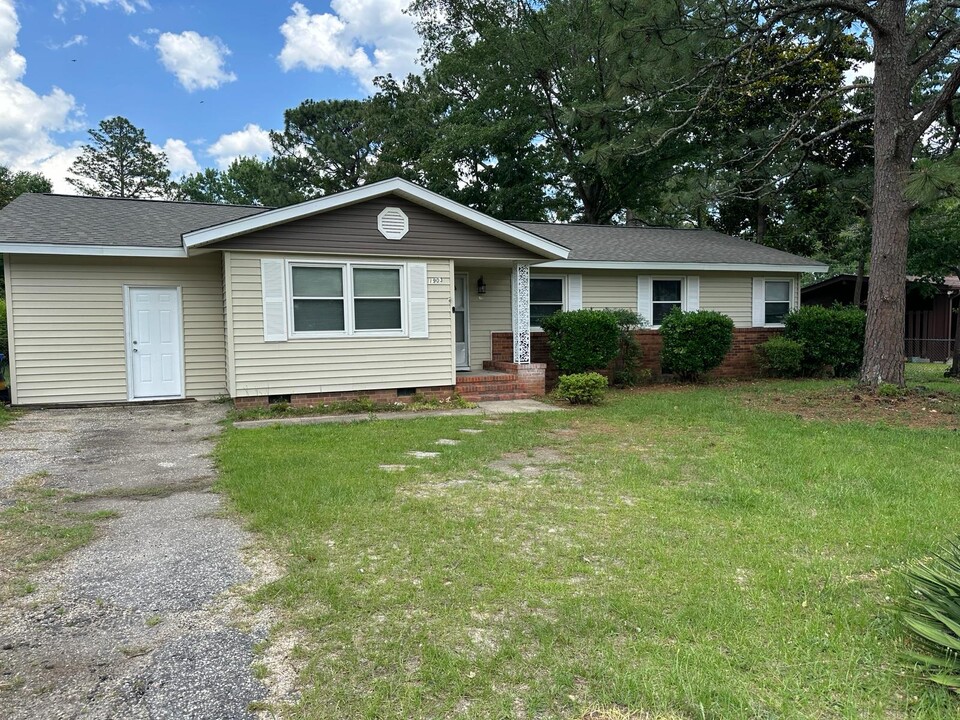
top-left (860, 9), bottom-right (911, 388)
top-left (756, 200), bottom-right (767, 244)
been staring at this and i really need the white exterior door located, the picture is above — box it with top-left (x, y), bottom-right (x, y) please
top-left (128, 287), bottom-right (183, 399)
top-left (454, 275), bottom-right (469, 369)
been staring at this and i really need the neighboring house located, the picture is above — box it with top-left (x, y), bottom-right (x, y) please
top-left (802, 273), bottom-right (959, 361)
top-left (0, 178), bottom-right (826, 406)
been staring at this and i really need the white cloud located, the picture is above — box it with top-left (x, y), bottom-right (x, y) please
top-left (207, 124), bottom-right (272, 169)
top-left (55, 0), bottom-right (151, 19)
top-left (0, 0), bottom-right (80, 191)
top-left (156, 30), bottom-right (237, 92)
top-left (49, 34), bottom-right (87, 49)
top-left (160, 138), bottom-right (199, 176)
top-left (128, 34), bottom-right (148, 49)
top-left (278, 0), bottom-right (421, 91)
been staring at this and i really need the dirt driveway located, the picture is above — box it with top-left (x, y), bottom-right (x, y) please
top-left (0, 403), bottom-right (273, 719)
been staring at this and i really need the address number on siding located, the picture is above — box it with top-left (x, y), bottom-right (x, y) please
top-left (428, 276), bottom-right (446, 284)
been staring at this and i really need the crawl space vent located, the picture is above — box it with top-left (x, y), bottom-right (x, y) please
top-left (377, 207), bottom-right (409, 240)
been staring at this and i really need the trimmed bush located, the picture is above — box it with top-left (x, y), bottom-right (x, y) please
top-left (540, 309), bottom-right (621, 375)
top-left (659, 309), bottom-right (734, 381)
top-left (901, 540), bottom-right (960, 691)
top-left (755, 337), bottom-right (804, 377)
top-left (783, 304), bottom-right (866, 377)
top-left (554, 372), bottom-right (607, 405)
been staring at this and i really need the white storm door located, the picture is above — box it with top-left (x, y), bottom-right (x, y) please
top-left (454, 275), bottom-right (469, 369)
top-left (129, 287), bottom-right (183, 399)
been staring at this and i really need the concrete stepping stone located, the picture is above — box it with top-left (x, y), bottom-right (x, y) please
top-left (435, 439), bottom-right (460, 446)
top-left (407, 451), bottom-right (440, 459)
top-left (458, 429), bottom-right (483, 434)
top-left (379, 464), bottom-right (409, 472)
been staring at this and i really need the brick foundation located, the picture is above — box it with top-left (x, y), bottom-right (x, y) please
top-left (491, 328), bottom-right (782, 388)
top-left (234, 385), bottom-right (457, 410)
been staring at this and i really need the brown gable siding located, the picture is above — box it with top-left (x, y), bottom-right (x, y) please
top-left (209, 197), bottom-right (543, 260)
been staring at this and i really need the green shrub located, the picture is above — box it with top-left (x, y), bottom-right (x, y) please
top-left (607, 308), bottom-right (647, 386)
top-left (783, 304), bottom-right (866, 377)
top-left (901, 540), bottom-right (960, 691)
top-left (659, 309), bottom-right (734, 381)
top-left (540, 309), bottom-right (622, 374)
top-left (554, 372), bottom-right (608, 405)
top-left (755, 337), bottom-right (804, 377)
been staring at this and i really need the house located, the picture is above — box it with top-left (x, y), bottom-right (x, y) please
top-left (0, 178), bottom-right (827, 406)
top-left (802, 273), bottom-right (959, 361)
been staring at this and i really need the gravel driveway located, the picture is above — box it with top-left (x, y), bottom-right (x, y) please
top-left (0, 403), bottom-right (273, 719)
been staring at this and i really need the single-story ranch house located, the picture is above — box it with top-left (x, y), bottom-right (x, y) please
top-left (0, 178), bottom-right (827, 406)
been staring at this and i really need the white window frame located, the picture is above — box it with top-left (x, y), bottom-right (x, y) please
top-left (650, 276), bottom-right (685, 329)
top-left (761, 277), bottom-right (795, 327)
top-left (529, 274), bottom-right (567, 331)
top-left (286, 260), bottom-right (408, 339)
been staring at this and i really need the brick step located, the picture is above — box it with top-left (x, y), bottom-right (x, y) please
top-left (455, 375), bottom-right (519, 385)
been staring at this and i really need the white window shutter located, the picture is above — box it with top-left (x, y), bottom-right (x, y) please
top-left (752, 277), bottom-right (765, 327)
top-left (408, 263), bottom-right (429, 338)
top-left (261, 258), bottom-right (287, 342)
top-left (637, 275), bottom-right (653, 326)
top-left (567, 274), bottom-right (583, 310)
top-left (686, 276), bottom-right (700, 311)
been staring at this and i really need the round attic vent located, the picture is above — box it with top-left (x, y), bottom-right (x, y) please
top-left (377, 207), bottom-right (409, 240)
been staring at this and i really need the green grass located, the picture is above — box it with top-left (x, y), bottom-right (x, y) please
top-left (0, 479), bottom-right (116, 602)
top-left (217, 380), bottom-right (960, 719)
top-left (905, 362), bottom-right (960, 394)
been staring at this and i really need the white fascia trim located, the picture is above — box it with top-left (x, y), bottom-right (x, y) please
top-left (538, 260), bottom-right (829, 274)
top-left (0, 243), bottom-right (187, 258)
top-left (181, 177), bottom-right (570, 260)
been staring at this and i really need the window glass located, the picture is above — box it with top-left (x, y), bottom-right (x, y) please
top-left (294, 299), bottom-right (345, 332)
top-left (652, 279), bottom-right (683, 326)
top-left (291, 266), bottom-right (344, 333)
top-left (353, 267), bottom-right (402, 331)
top-left (530, 278), bottom-right (564, 327)
top-left (292, 266), bottom-right (342, 297)
top-left (765, 281), bottom-right (791, 324)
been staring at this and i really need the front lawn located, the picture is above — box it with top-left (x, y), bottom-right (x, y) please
top-left (217, 377), bottom-right (960, 719)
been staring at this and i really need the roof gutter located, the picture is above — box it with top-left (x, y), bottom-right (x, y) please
top-left (538, 260), bottom-right (829, 274)
top-left (0, 243), bottom-right (187, 258)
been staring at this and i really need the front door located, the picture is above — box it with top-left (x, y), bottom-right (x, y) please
top-left (128, 287), bottom-right (183, 399)
top-left (454, 275), bottom-right (469, 369)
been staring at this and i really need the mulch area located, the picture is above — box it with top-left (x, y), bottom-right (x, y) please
top-left (744, 386), bottom-right (960, 429)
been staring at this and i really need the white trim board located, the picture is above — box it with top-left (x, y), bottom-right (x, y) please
top-left (539, 260), bottom-right (829, 273)
top-left (0, 243), bottom-right (187, 258)
top-left (182, 177), bottom-right (570, 260)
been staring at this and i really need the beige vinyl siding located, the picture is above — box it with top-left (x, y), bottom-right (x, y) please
top-left (458, 267), bottom-right (512, 367)
top-left (699, 274), bottom-right (753, 326)
top-left (7, 254), bottom-right (226, 404)
top-left (228, 253), bottom-right (455, 397)
top-left (579, 271), bottom-right (639, 312)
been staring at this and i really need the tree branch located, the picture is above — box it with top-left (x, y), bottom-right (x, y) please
top-left (909, 61), bottom-right (960, 143)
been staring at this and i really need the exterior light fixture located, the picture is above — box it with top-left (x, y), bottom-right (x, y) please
top-left (477, 276), bottom-right (487, 295)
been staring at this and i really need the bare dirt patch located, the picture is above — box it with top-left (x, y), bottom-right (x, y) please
top-left (744, 386), bottom-right (960, 429)
top-left (487, 447), bottom-right (569, 478)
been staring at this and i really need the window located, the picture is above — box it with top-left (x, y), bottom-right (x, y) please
top-left (652, 279), bottom-right (683, 326)
top-left (353, 267), bottom-right (402, 331)
top-left (291, 266), bottom-right (345, 333)
top-left (764, 280), bottom-right (791, 324)
top-left (530, 277), bottom-right (564, 328)
top-left (289, 262), bottom-right (405, 336)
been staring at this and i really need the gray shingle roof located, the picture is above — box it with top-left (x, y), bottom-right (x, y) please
top-left (512, 221), bottom-right (823, 267)
top-left (0, 193), bottom-right (268, 248)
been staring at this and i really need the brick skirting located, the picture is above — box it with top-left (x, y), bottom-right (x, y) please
top-left (234, 385), bottom-right (457, 410)
top-left (491, 328), bottom-right (782, 387)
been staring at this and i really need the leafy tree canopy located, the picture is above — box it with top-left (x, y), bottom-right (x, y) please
top-left (0, 166), bottom-right (52, 208)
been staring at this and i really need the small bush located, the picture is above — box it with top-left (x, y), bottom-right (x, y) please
top-left (554, 372), bottom-right (607, 405)
top-left (901, 540), bottom-right (960, 691)
top-left (659, 309), bottom-right (734, 381)
top-left (540, 309), bottom-right (622, 374)
top-left (755, 337), bottom-right (804, 377)
top-left (783, 304), bottom-right (866, 377)
top-left (607, 308), bottom-right (648, 386)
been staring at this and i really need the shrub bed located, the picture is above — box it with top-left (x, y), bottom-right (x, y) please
top-left (783, 304), bottom-right (866, 377)
top-left (756, 337), bottom-right (804, 377)
top-left (659, 309), bottom-right (734, 380)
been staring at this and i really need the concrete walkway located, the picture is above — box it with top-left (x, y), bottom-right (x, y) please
top-left (234, 398), bottom-right (561, 429)
top-left (0, 404), bottom-right (271, 720)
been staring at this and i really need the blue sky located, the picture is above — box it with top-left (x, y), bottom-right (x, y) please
top-left (0, 0), bottom-right (422, 192)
